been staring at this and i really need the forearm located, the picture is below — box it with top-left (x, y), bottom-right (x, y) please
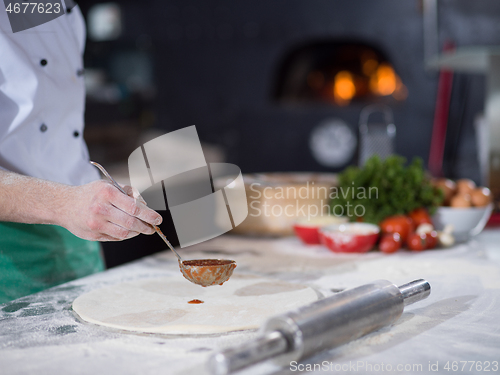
top-left (0, 170), bottom-right (73, 226)
top-left (0, 169), bottom-right (162, 241)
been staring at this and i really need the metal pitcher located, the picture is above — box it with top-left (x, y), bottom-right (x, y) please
top-left (358, 104), bottom-right (396, 166)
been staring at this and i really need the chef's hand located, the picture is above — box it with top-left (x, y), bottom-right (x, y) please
top-left (60, 180), bottom-right (162, 241)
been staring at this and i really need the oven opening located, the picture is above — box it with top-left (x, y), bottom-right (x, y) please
top-left (273, 41), bottom-right (408, 106)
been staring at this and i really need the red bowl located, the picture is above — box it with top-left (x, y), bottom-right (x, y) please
top-left (319, 223), bottom-right (380, 253)
top-left (294, 225), bottom-right (322, 244)
top-left (293, 216), bottom-right (348, 245)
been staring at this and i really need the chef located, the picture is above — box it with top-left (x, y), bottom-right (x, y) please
top-left (0, 3), bottom-right (162, 304)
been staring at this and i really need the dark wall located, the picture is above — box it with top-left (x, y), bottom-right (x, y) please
top-left (144, 0), bottom-right (492, 178)
top-left (80, 0), bottom-right (500, 178)
top-left (151, 0), bottom-right (436, 172)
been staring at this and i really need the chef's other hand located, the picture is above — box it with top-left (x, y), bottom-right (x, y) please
top-left (61, 180), bottom-right (162, 241)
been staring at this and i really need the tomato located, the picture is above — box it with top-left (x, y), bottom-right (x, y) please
top-left (409, 208), bottom-right (432, 228)
top-left (425, 230), bottom-right (438, 249)
top-left (407, 232), bottom-right (427, 251)
top-left (380, 215), bottom-right (413, 241)
top-left (407, 230), bottom-right (438, 251)
top-left (379, 233), bottom-right (402, 254)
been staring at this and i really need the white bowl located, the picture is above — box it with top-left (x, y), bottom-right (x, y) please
top-left (432, 204), bottom-right (493, 243)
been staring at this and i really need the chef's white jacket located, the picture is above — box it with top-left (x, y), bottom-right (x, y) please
top-left (0, 5), bottom-right (98, 185)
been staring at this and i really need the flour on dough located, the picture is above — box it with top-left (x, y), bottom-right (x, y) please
top-left (72, 275), bottom-right (318, 334)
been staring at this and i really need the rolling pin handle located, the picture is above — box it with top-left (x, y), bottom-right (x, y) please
top-left (398, 279), bottom-right (431, 306)
top-left (208, 331), bottom-right (288, 375)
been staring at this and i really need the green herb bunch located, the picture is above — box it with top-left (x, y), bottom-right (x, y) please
top-left (331, 155), bottom-right (444, 224)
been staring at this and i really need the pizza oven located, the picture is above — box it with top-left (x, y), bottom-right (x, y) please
top-left (273, 41), bottom-right (407, 106)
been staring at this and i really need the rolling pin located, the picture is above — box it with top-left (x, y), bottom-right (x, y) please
top-left (208, 279), bottom-right (430, 374)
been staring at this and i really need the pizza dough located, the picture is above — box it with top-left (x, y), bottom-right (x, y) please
top-left (72, 275), bottom-right (319, 335)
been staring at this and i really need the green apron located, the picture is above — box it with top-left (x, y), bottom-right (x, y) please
top-left (0, 222), bottom-right (104, 304)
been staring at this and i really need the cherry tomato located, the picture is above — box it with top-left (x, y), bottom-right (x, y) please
top-left (425, 230), bottom-right (438, 249)
top-left (407, 232), bottom-right (428, 251)
top-left (380, 215), bottom-right (413, 241)
top-left (379, 233), bottom-right (402, 254)
top-left (409, 208), bottom-right (432, 228)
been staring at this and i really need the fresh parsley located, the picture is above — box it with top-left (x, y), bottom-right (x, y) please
top-left (331, 155), bottom-right (444, 224)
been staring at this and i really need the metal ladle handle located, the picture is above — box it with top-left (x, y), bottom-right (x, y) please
top-left (90, 161), bottom-right (183, 262)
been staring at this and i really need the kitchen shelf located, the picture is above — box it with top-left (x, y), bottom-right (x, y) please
top-left (426, 46), bottom-right (500, 73)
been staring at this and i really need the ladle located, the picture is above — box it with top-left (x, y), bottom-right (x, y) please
top-left (90, 161), bottom-right (236, 286)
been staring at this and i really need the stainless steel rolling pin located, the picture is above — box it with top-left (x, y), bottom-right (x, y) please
top-left (208, 279), bottom-right (430, 375)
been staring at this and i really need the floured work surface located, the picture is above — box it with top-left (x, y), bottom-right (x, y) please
top-left (72, 274), bottom-right (318, 335)
top-left (2, 232), bottom-right (500, 375)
